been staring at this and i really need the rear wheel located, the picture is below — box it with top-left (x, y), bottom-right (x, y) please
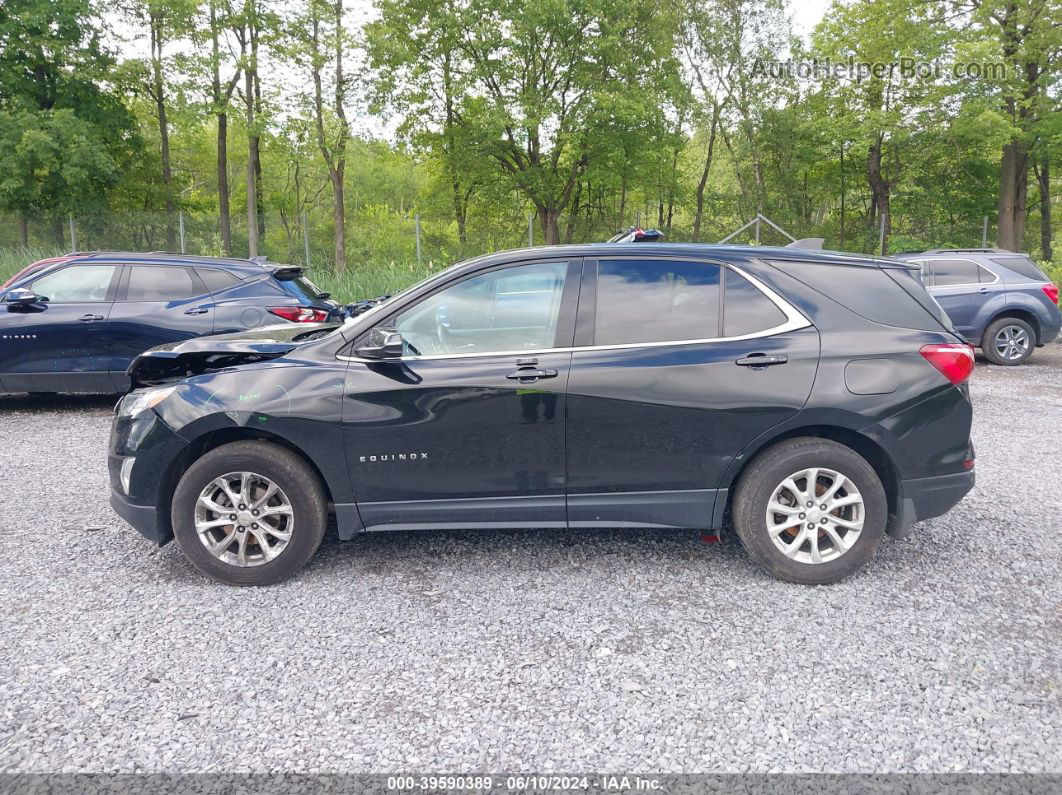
top-left (981, 317), bottom-right (1034, 365)
top-left (171, 441), bottom-right (328, 585)
top-left (733, 438), bottom-right (887, 584)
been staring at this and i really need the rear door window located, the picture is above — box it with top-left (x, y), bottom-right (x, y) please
top-left (594, 259), bottom-right (720, 345)
top-left (124, 266), bottom-right (205, 301)
top-left (928, 259), bottom-right (980, 286)
top-left (723, 269), bottom-right (786, 336)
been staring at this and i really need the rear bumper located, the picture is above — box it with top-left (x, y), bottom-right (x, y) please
top-left (110, 489), bottom-right (168, 545)
top-left (888, 469), bottom-right (975, 538)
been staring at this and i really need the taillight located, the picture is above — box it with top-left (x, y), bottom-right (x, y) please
top-left (919, 343), bottom-right (975, 386)
top-left (268, 306), bottom-right (329, 323)
top-left (1043, 284), bottom-right (1059, 305)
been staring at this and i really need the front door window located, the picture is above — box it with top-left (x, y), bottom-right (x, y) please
top-left (393, 261), bottom-right (568, 356)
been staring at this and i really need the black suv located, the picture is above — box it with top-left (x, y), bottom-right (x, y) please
top-left (108, 244), bottom-right (976, 585)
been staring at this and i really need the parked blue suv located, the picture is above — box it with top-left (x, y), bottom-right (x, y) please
top-left (0, 252), bottom-right (340, 394)
top-left (895, 249), bottom-right (1060, 365)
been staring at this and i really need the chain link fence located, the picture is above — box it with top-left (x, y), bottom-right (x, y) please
top-left (0, 206), bottom-right (806, 265)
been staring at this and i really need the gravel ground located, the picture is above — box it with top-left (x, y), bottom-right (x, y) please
top-left (0, 344), bottom-right (1060, 775)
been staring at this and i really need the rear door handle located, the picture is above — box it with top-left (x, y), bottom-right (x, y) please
top-left (735, 353), bottom-right (788, 367)
top-left (79, 314), bottom-right (104, 322)
top-left (977, 287), bottom-right (989, 295)
top-left (506, 368), bottom-right (558, 380)
top-left (184, 307), bottom-right (211, 315)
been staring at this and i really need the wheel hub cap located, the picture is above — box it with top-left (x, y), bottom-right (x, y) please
top-left (994, 325), bottom-right (1029, 360)
top-left (765, 467), bottom-right (865, 565)
top-left (194, 471), bottom-right (294, 567)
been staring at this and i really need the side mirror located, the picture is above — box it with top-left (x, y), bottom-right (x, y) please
top-left (356, 327), bottom-right (405, 360)
top-left (5, 288), bottom-right (39, 308)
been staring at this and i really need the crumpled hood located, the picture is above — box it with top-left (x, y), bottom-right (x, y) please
top-left (127, 323), bottom-right (339, 388)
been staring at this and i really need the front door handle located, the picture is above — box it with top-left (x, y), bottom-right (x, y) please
top-left (79, 314), bottom-right (104, 322)
top-left (506, 368), bottom-right (558, 380)
top-left (735, 353), bottom-right (788, 367)
top-left (977, 287), bottom-right (989, 295)
top-left (184, 307), bottom-right (211, 315)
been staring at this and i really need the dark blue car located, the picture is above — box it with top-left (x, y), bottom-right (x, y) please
top-left (895, 248), bottom-right (1060, 365)
top-left (0, 252), bottom-right (340, 393)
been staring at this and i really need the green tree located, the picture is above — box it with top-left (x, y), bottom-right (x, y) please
top-left (0, 0), bottom-right (138, 241)
top-left (369, 0), bottom-right (683, 244)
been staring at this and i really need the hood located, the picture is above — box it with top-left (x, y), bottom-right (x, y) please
top-left (127, 323), bottom-right (339, 388)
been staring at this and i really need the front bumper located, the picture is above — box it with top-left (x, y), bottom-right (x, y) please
top-left (888, 469), bottom-right (975, 538)
top-left (110, 489), bottom-right (168, 545)
top-left (108, 408), bottom-right (188, 545)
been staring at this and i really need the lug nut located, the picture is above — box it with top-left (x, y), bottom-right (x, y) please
top-left (798, 512), bottom-right (806, 519)
top-left (807, 523), bottom-right (814, 530)
top-left (820, 518), bottom-right (828, 524)
top-left (820, 504), bottom-right (827, 510)
top-left (806, 501), bottom-right (813, 508)
top-left (252, 510), bottom-right (259, 516)
top-left (238, 504), bottom-right (246, 510)
top-left (229, 514), bottom-right (236, 521)
top-left (252, 523), bottom-right (258, 529)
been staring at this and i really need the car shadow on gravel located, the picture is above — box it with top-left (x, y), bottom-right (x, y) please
top-left (0, 392), bottom-right (118, 412)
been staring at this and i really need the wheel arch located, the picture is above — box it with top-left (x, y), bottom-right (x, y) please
top-left (717, 424), bottom-right (901, 536)
top-left (155, 426), bottom-right (338, 541)
top-left (984, 308), bottom-right (1041, 345)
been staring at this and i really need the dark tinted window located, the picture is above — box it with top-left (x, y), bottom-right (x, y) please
top-left (989, 256), bottom-right (1047, 282)
top-left (724, 269), bottom-right (786, 336)
top-left (125, 266), bottom-right (203, 301)
top-left (595, 259), bottom-right (720, 345)
top-left (197, 268), bottom-right (240, 292)
top-left (776, 260), bottom-right (947, 332)
top-left (929, 259), bottom-right (979, 286)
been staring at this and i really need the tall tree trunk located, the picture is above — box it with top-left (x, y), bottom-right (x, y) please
top-left (253, 65), bottom-right (266, 243)
top-left (997, 139), bottom-right (1028, 252)
top-left (210, 0), bottom-right (238, 255)
top-left (217, 112), bottom-right (232, 254)
top-left (839, 142), bottom-right (846, 247)
top-left (245, 65), bottom-right (258, 257)
top-left (18, 213), bottom-right (28, 247)
top-left (309, 0), bottom-right (351, 272)
top-left (537, 205), bottom-right (560, 245)
top-left (150, 12), bottom-right (175, 250)
top-left (692, 103), bottom-right (720, 243)
top-left (868, 133), bottom-right (891, 251)
top-left (1036, 157), bottom-right (1051, 261)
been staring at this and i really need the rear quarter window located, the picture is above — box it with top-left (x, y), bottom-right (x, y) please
top-left (989, 256), bottom-right (1048, 282)
top-left (771, 260), bottom-right (950, 332)
top-left (196, 268), bottom-right (241, 292)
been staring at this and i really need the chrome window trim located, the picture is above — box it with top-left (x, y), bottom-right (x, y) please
top-left (337, 263), bottom-right (811, 363)
top-left (913, 257), bottom-right (1000, 288)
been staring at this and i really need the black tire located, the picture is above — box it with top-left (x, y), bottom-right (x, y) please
top-left (981, 316), bottom-right (1035, 366)
top-left (171, 441), bottom-right (328, 585)
top-left (732, 437), bottom-right (887, 585)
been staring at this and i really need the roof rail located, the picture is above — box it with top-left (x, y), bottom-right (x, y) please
top-left (923, 247), bottom-right (1014, 254)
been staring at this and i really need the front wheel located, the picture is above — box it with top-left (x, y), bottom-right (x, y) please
top-left (171, 441), bottom-right (328, 585)
top-left (732, 438), bottom-right (887, 584)
top-left (981, 317), bottom-right (1035, 366)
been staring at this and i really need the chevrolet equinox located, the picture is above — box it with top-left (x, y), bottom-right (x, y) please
top-left (108, 244), bottom-right (976, 585)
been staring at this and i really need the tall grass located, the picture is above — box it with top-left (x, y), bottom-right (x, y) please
top-left (0, 245), bottom-right (440, 302)
top-left (0, 246), bottom-right (66, 284)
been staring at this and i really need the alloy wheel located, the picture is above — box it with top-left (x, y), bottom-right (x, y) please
top-left (194, 471), bottom-right (294, 567)
top-left (993, 324), bottom-right (1030, 361)
top-left (765, 467), bottom-right (865, 565)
